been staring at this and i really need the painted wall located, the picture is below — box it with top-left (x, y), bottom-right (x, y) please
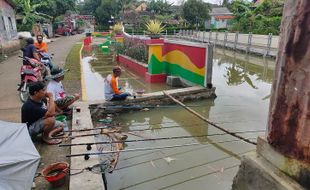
top-left (0, 0), bottom-right (17, 42)
top-left (148, 40), bottom-right (209, 86)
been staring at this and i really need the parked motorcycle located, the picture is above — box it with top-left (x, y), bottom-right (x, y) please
top-left (17, 56), bottom-right (45, 102)
top-left (38, 51), bottom-right (55, 70)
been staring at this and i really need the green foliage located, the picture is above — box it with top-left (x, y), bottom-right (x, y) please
top-left (13, 0), bottom-right (51, 25)
top-left (34, 0), bottom-right (77, 22)
top-left (147, 0), bottom-right (173, 15)
top-left (95, 0), bottom-right (119, 28)
top-left (115, 38), bottom-right (148, 63)
top-left (230, 0), bottom-right (283, 35)
top-left (182, 0), bottom-right (211, 27)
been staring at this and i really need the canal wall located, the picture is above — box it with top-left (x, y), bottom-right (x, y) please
top-left (117, 34), bottom-right (214, 87)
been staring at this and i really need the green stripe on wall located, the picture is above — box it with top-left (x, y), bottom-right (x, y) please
top-left (149, 55), bottom-right (204, 86)
top-left (149, 55), bottom-right (164, 74)
top-left (163, 61), bottom-right (204, 86)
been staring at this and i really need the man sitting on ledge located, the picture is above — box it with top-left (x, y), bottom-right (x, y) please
top-left (104, 66), bottom-right (130, 101)
top-left (21, 81), bottom-right (63, 145)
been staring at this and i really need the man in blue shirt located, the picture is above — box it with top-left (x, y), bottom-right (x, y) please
top-left (22, 38), bottom-right (40, 61)
top-left (21, 81), bottom-right (63, 144)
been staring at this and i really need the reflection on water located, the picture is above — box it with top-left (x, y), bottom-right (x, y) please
top-left (88, 45), bottom-right (275, 190)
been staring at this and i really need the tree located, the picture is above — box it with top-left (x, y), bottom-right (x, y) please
top-left (182, 0), bottom-right (211, 28)
top-left (95, 0), bottom-right (119, 29)
top-left (147, 0), bottom-right (173, 15)
top-left (13, 0), bottom-right (51, 25)
top-left (34, 0), bottom-right (77, 23)
top-left (230, 0), bottom-right (283, 34)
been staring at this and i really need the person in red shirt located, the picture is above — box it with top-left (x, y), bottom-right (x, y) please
top-left (34, 34), bottom-right (48, 53)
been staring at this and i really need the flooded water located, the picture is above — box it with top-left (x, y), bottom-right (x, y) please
top-left (83, 42), bottom-right (275, 190)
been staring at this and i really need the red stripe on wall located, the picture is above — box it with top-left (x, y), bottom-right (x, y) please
top-left (117, 55), bottom-right (148, 76)
top-left (162, 43), bottom-right (206, 69)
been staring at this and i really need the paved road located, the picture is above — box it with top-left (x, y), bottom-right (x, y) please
top-left (0, 34), bottom-right (83, 122)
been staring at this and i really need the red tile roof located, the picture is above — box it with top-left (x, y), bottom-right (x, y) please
top-left (215, 15), bottom-right (234, 20)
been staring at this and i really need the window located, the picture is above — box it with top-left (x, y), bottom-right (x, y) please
top-left (1, 16), bottom-right (5, 31)
top-left (8, 17), bottom-right (13, 30)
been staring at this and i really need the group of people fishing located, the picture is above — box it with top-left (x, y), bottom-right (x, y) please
top-left (21, 35), bottom-right (79, 144)
top-left (21, 35), bottom-right (130, 145)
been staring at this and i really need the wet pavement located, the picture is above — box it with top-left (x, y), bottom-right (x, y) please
top-left (82, 42), bottom-right (275, 190)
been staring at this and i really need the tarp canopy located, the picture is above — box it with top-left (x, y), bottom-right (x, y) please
top-left (0, 120), bottom-right (40, 190)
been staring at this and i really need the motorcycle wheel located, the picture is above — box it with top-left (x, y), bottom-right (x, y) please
top-left (19, 83), bottom-right (29, 103)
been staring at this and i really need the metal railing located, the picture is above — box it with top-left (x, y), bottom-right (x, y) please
top-left (174, 30), bottom-right (278, 58)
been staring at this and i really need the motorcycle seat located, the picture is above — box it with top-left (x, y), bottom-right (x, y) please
top-left (22, 69), bottom-right (36, 76)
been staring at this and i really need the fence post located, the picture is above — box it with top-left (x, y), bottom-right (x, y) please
top-left (224, 31), bottom-right (228, 48)
top-left (265, 33), bottom-right (273, 57)
top-left (174, 29), bottom-right (176, 36)
top-left (143, 30), bottom-right (145, 36)
top-left (246, 32), bottom-right (253, 54)
top-left (209, 31), bottom-right (212, 42)
top-left (203, 31), bottom-right (205, 42)
top-left (234, 32), bottom-right (239, 50)
top-left (215, 31), bottom-right (219, 46)
top-left (165, 30), bottom-right (168, 38)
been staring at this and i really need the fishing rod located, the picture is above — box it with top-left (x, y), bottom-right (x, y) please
top-left (66, 138), bottom-right (256, 160)
top-left (94, 104), bottom-right (208, 109)
top-left (163, 91), bottom-right (258, 145)
top-left (56, 126), bottom-right (264, 142)
top-left (60, 130), bottom-right (263, 151)
top-left (67, 120), bottom-right (263, 134)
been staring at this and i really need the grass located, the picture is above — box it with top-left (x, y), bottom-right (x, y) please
top-left (64, 43), bottom-right (82, 81)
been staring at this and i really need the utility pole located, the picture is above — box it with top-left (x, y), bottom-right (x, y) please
top-left (233, 1), bottom-right (310, 189)
top-left (267, 0), bottom-right (310, 163)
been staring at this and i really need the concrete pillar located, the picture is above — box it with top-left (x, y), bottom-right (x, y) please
top-left (246, 32), bottom-right (252, 53)
top-left (265, 33), bottom-right (272, 57)
top-left (267, 0), bottom-right (310, 163)
top-left (234, 32), bottom-right (239, 50)
top-left (224, 31), bottom-right (228, 47)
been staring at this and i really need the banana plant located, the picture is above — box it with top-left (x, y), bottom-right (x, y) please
top-left (13, 0), bottom-right (52, 24)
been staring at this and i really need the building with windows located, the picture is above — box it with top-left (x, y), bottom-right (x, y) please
top-left (205, 7), bottom-right (234, 30)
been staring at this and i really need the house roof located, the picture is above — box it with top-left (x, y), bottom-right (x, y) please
top-left (210, 7), bottom-right (233, 16)
top-left (5, 0), bottom-right (16, 8)
top-left (215, 15), bottom-right (234, 20)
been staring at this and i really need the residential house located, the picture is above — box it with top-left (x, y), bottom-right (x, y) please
top-left (0, 0), bottom-right (17, 42)
top-left (135, 2), bottom-right (147, 12)
top-left (0, 0), bottom-right (20, 58)
top-left (205, 7), bottom-right (234, 29)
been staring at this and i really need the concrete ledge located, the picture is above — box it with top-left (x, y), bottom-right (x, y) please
top-left (89, 86), bottom-right (216, 117)
top-left (257, 137), bottom-right (310, 188)
top-left (145, 72), bottom-right (167, 83)
top-left (70, 102), bottom-right (105, 190)
top-left (232, 152), bottom-right (306, 190)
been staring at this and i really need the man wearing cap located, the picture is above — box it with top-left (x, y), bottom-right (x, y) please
top-left (47, 67), bottom-right (79, 111)
top-left (104, 66), bottom-right (130, 101)
top-left (21, 81), bottom-right (63, 145)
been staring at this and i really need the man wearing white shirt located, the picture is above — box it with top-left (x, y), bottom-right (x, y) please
top-left (47, 67), bottom-right (79, 112)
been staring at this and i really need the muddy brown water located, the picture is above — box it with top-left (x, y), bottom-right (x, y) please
top-left (82, 44), bottom-right (275, 190)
